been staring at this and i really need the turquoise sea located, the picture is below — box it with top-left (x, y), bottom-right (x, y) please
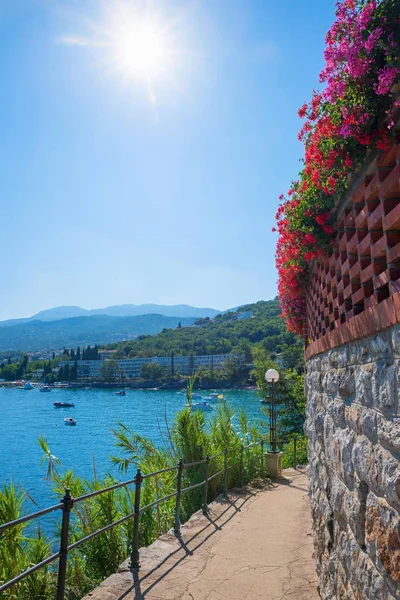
top-left (0, 386), bottom-right (264, 510)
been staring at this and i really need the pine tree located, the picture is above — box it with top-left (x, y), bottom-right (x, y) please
top-left (76, 347), bottom-right (81, 360)
top-left (70, 348), bottom-right (76, 361)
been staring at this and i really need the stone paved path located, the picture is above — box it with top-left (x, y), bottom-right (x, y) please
top-left (83, 469), bottom-right (319, 600)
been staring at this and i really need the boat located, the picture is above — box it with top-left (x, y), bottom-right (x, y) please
top-left (203, 393), bottom-right (225, 403)
top-left (187, 401), bottom-right (214, 412)
top-left (23, 382), bottom-right (33, 390)
top-left (40, 386), bottom-right (51, 393)
top-left (64, 417), bottom-right (77, 426)
top-left (260, 399), bottom-right (269, 404)
top-left (115, 390), bottom-right (126, 396)
top-left (54, 402), bottom-right (75, 408)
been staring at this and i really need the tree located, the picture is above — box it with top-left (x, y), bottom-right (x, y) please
top-left (1, 363), bottom-right (18, 381)
top-left (140, 362), bottom-right (163, 380)
top-left (76, 346), bottom-right (81, 360)
top-left (70, 349), bottom-right (76, 361)
top-left (70, 361), bottom-right (78, 381)
top-left (99, 359), bottom-right (120, 382)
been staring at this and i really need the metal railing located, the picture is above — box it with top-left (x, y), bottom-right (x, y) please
top-left (0, 441), bottom-right (266, 599)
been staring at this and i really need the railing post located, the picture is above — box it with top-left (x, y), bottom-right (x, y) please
top-left (240, 445), bottom-right (244, 488)
top-left (260, 440), bottom-right (264, 474)
top-left (174, 460), bottom-right (184, 535)
top-left (293, 435), bottom-right (297, 470)
top-left (223, 447), bottom-right (228, 499)
top-left (56, 488), bottom-right (73, 600)
top-left (202, 454), bottom-right (210, 514)
top-left (130, 469), bottom-right (143, 570)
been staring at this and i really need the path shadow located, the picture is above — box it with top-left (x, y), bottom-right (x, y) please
top-left (117, 485), bottom-right (269, 599)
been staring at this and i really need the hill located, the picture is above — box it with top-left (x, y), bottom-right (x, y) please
top-left (0, 315), bottom-right (196, 352)
top-left (112, 299), bottom-right (302, 365)
top-left (0, 303), bottom-right (220, 327)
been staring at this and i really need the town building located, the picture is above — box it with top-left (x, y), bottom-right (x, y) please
top-left (59, 353), bottom-right (241, 379)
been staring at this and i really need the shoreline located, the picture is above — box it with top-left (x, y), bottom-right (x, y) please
top-left (0, 380), bottom-right (259, 392)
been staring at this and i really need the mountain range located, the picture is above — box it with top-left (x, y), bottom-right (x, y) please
top-left (0, 304), bottom-right (221, 328)
top-left (0, 304), bottom-right (222, 352)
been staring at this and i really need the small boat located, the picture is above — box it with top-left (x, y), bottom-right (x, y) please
top-left (64, 417), bottom-right (77, 426)
top-left (204, 393), bottom-right (225, 403)
top-left (54, 402), bottom-right (75, 408)
top-left (23, 382), bottom-right (33, 390)
top-left (115, 390), bottom-right (126, 396)
top-left (187, 401), bottom-right (214, 412)
top-left (40, 386), bottom-right (51, 393)
top-left (260, 399), bottom-right (269, 404)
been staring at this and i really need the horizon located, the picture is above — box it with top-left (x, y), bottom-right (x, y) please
top-left (1, 297), bottom-right (277, 322)
top-left (1, 0), bottom-right (335, 321)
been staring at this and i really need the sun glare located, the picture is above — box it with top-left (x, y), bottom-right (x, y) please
top-left (116, 24), bottom-right (166, 76)
top-left (60, 1), bottom-right (189, 101)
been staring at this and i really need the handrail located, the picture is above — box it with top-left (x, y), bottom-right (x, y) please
top-left (0, 439), bottom-right (267, 598)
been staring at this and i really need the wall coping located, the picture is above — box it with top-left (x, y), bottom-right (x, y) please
top-left (305, 291), bottom-right (400, 360)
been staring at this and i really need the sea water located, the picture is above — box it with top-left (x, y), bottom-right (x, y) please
top-left (0, 386), bottom-right (264, 510)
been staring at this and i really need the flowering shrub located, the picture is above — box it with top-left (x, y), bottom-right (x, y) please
top-left (276, 0), bottom-right (400, 335)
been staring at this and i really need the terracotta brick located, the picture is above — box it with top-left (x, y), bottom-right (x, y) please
top-left (378, 164), bottom-right (400, 199)
top-left (376, 296), bottom-right (397, 330)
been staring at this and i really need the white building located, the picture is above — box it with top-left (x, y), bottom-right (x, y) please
top-left (59, 353), bottom-right (242, 379)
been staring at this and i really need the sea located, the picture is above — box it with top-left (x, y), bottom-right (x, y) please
top-left (0, 386), bottom-right (264, 512)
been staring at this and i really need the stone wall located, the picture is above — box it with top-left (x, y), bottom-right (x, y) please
top-left (305, 326), bottom-right (400, 599)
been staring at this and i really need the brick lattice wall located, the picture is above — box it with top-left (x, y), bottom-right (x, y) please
top-left (306, 139), bottom-right (400, 344)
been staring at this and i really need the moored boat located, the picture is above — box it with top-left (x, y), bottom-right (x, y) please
top-left (115, 390), bottom-right (126, 396)
top-left (54, 402), bottom-right (75, 408)
top-left (64, 417), bottom-right (77, 426)
top-left (40, 386), bottom-right (51, 393)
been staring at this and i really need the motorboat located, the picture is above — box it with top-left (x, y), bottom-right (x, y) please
top-left (115, 390), bottom-right (126, 396)
top-left (54, 402), bottom-right (75, 408)
top-left (203, 393), bottom-right (224, 403)
top-left (40, 386), bottom-right (51, 393)
top-left (187, 401), bottom-right (214, 412)
top-left (64, 417), bottom-right (77, 426)
top-left (23, 382), bottom-right (33, 390)
top-left (260, 399), bottom-right (269, 404)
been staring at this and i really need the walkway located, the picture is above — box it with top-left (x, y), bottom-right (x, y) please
top-left (83, 469), bottom-right (319, 600)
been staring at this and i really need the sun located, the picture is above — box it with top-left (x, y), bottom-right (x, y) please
top-left (60, 1), bottom-right (186, 98)
top-left (114, 22), bottom-right (167, 78)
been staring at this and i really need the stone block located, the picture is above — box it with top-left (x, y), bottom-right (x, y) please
top-left (372, 360), bottom-right (396, 412)
top-left (369, 332), bottom-right (392, 361)
top-left (352, 437), bottom-right (380, 494)
top-left (327, 396), bottom-right (345, 428)
top-left (377, 414), bottom-right (400, 454)
top-left (391, 323), bottom-right (400, 357)
top-left (355, 363), bottom-right (374, 407)
top-left (322, 370), bottom-right (338, 397)
top-left (337, 367), bottom-right (356, 399)
top-left (366, 493), bottom-right (400, 589)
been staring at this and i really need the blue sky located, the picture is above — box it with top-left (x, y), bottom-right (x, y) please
top-left (0, 0), bottom-right (335, 320)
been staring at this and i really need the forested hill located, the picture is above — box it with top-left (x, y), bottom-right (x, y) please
top-left (113, 299), bottom-right (302, 360)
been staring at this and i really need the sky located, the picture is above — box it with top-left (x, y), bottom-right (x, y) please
top-left (0, 0), bottom-right (336, 320)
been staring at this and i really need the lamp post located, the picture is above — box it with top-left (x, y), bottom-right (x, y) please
top-left (264, 368), bottom-right (282, 476)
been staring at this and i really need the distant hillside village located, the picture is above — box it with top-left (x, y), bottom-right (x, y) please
top-left (0, 300), bottom-right (304, 385)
